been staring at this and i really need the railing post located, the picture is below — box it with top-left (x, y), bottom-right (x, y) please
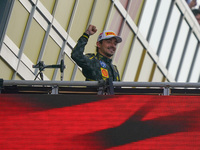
top-left (52, 86), bottom-right (58, 94)
top-left (107, 78), bottom-right (114, 95)
top-left (163, 87), bottom-right (170, 95)
top-left (97, 78), bottom-right (114, 95)
top-left (97, 80), bottom-right (106, 95)
top-left (0, 79), bottom-right (3, 94)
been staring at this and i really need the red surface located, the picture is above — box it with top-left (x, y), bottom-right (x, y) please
top-left (0, 95), bottom-right (200, 149)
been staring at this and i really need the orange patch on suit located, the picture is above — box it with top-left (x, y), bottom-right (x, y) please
top-left (101, 68), bottom-right (109, 78)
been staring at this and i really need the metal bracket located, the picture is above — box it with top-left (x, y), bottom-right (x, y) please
top-left (51, 86), bottom-right (59, 94)
top-left (97, 79), bottom-right (106, 95)
top-left (0, 79), bottom-right (3, 94)
top-left (163, 87), bottom-right (171, 95)
top-left (97, 78), bottom-right (114, 95)
top-left (106, 78), bottom-right (114, 95)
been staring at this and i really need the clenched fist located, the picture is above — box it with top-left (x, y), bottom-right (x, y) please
top-left (188, 0), bottom-right (197, 8)
top-left (85, 25), bottom-right (97, 36)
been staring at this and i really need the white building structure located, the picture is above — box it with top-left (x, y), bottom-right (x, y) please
top-left (0, 0), bottom-right (200, 83)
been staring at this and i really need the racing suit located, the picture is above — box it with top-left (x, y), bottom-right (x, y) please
top-left (71, 33), bottom-right (120, 81)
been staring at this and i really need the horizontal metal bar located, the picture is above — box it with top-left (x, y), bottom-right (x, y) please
top-left (2, 80), bottom-right (200, 88)
top-left (3, 80), bottom-right (99, 86)
top-left (114, 82), bottom-right (200, 88)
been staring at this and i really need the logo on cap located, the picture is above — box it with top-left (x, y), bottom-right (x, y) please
top-left (105, 32), bottom-right (116, 36)
top-left (97, 30), bottom-right (122, 43)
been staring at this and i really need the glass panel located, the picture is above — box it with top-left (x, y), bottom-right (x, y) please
top-left (177, 33), bottom-right (197, 82)
top-left (122, 38), bottom-right (144, 81)
top-left (42, 36), bottom-right (61, 80)
top-left (168, 20), bottom-right (189, 80)
top-left (149, 0), bottom-right (171, 53)
top-left (84, 0), bottom-right (111, 54)
top-left (119, 0), bottom-right (129, 9)
top-left (40, 0), bottom-right (56, 14)
top-left (15, 74), bottom-right (23, 80)
top-left (163, 77), bottom-right (168, 82)
top-left (138, 53), bottom-right (154, 82)
top-left (107, 6), bottom-right (124, 34)
top-left (69, 0), bottom-right (94, 42)
top-left (152, 67), bottom-right (164, 82)
top-left (6, 0), bottom-right (29, 48)
top-left (91, 0), bottom-right (111, 27)
top-left (159, 6), bottom-right (181, 67)
top-left (0, 58), bottom-right (14, 80)
top-left (128, 0), bottom-right (145, 24)
top-left (190, 46), bottom-right (200, 82)
top-left (54, 0), bottom-right (75, 30)
top-left (74, 68), bottom-right (85, 81)
top-left (113, 23), bottom-right (134, 79)
top-left (23, 19), bottom-right (45, 64)
top-left (138, 0), bottom-right (158, 38)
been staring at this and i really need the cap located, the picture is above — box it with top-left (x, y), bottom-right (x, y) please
top-left (192, 9), bottom-right (200, 16)
top-left (97, 30), bottom-right (122, 43)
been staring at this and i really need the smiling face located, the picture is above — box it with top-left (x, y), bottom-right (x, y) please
top-left (96, 38), bottom-right (118, 58)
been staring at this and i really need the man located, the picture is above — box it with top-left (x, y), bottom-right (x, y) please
top-left (192, 9), bottom-right (200, 25)
top-left (71, 25), bottom-right (122, 81)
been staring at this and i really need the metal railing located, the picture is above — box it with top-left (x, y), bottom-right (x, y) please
top-left (3, 80), bottom-right (200, 87)
top-left (1, 79), bottom-right (200, 95)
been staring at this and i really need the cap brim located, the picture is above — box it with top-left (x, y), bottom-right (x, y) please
top-left (114, 36), bottom-right (122, 43)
